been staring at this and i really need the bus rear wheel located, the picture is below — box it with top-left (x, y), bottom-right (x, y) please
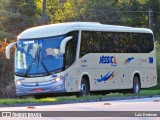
top-left (132, 76), bottom-right (140, 94)
top-left (77, 78), bottom-right (90, 97)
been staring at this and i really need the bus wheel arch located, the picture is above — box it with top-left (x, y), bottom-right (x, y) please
top-left (132, 73), bottom-right (141, 94)
top-left (77, 74), bottom-right (90, 97)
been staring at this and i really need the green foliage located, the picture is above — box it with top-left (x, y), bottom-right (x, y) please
top-left (45, 0), bottom-right (88, 23)
top-left (84, 0), bottom-right (121, 24)
top-left (0, 0), bottom-right (9, 10)
top-left (0, 31), bottom-right (14, 42)
top-left (119, 1), bottom-right (149, 27)
top-left (0, 0), bottom-right (40, 41)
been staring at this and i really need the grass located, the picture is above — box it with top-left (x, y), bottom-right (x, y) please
top-left (0, 89), bottom-right (160, 105)
top-left (0, 43), bottom-right (160, 105)
top-left (0, 97), bottom-right (57, 105)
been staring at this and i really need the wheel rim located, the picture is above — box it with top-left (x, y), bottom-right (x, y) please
top-left (81, 83), bottom-right (86, 96)
top-left (134, 81), bottom-right (139, 93)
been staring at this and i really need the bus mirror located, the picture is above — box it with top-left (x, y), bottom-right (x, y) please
top-left (6, 42), bottom-right (16, 59)
top-left (60, 36), bottom-right (73, 54)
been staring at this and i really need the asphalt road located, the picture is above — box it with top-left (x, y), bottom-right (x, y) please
top-left (0, 97), bottom-right (160, 120)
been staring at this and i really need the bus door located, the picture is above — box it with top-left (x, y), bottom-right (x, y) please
top-left (64, 40), bottom-right (78, 92)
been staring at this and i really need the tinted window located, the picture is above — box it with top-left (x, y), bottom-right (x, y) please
top-left (101, 32), bottom-right (115, 53)
top-left (92, 31), bottom-right (101, 52)
top-left (80, 32), bottom-right (94, 57)
top-left (140, 33), bottom-right (154, 53)
top-left (80, 31), bottom-right (154, 57)
top-left (65, 31), bottom-right (79, 68)
top-left (65, 41), bottom-right (74, 69)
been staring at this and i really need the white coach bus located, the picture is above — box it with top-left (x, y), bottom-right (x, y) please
top-left (6, 22), bottom-right (157, 98)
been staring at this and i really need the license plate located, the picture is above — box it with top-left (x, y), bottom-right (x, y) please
top-left (34, 88), bottom-right (42, 92)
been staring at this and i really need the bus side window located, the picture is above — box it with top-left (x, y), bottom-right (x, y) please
top-left (66, 31), bottom-right (78, 60)
top-left (140, 33), bottom-right (154, 53)
top-left (80, 31), bottom-right (93, 57)
top-left (65, 41), bottom-right (75, 69)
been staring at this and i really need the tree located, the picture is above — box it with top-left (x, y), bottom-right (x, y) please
top-left (34, 0), bottom-right (89, 23)
top-left (0, 0), bottom-right (14, 41)
top-left (84, 0), bottom-right (121, 24)
top-left (3, 0), bottom-right (40, 40)
top-left (148, 0), bottom-right (160, 39)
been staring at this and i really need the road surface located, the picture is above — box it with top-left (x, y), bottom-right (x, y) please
top-left (0, 97), bottom-right (160, 120)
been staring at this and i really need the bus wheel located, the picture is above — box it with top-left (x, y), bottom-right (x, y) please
top-left (132, 76), bottom-right (140, 94)
top-left (77, 78), bottom-right (89, 97)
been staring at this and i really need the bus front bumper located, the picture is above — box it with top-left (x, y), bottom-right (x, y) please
top-left (16, 79), bottom-right (66, 96)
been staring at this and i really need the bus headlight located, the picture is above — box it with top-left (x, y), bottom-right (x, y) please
top-left (55, 77), bottom-right (61, 82)
top-left (15, 80), bottom-right (22, 85)
top-left (53, 77), bottom-right (63, 82)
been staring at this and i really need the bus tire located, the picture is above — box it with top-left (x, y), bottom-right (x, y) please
top-left (77, 77), bottom-right (90, 97)
top-left (132, 76), bottom-right (140, 94)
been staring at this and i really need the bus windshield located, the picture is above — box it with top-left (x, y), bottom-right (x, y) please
top-left (15, 35), bottom-right (64, 77)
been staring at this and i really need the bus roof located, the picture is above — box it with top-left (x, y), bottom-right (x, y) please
top-left (18, 22), bottom-right (153, 39)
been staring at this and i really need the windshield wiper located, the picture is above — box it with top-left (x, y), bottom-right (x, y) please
top-left (24, 48), bottom-right (50, 77)
top-left (38, 47), bottom-right (50, 75)
top-left (40, 60), bottom-right (50, 75)
top-left (24, 56), bottom-right (36, 77)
